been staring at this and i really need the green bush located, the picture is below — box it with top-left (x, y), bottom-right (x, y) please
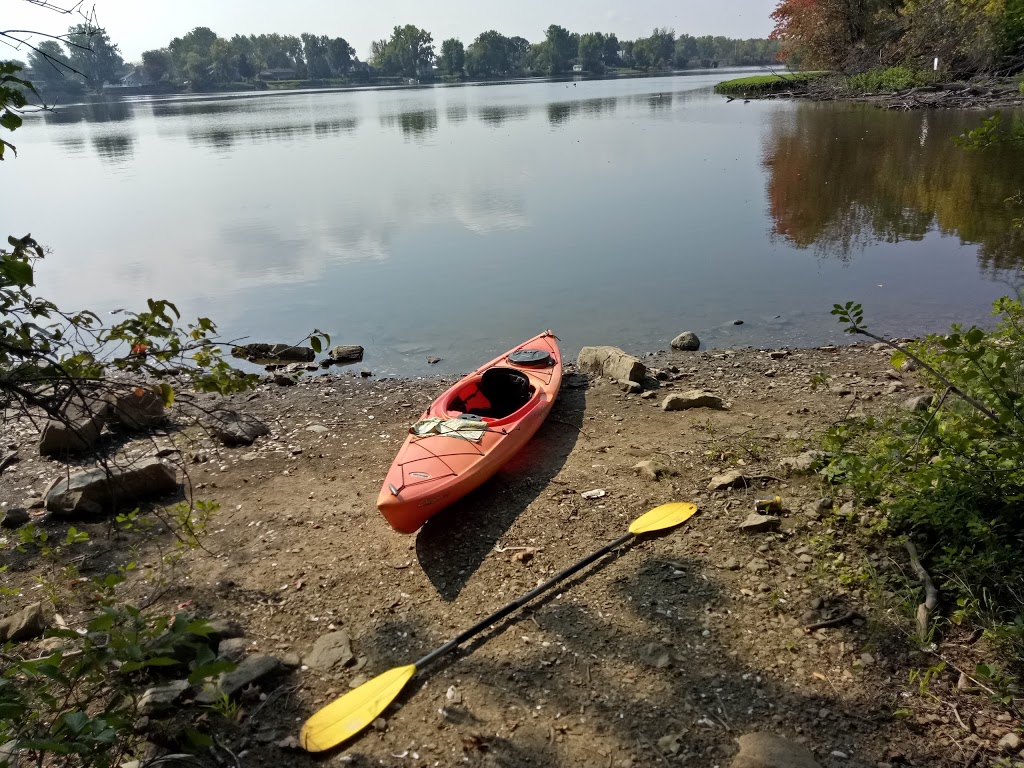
top-left (714, 72), bottom-right (825, 96)
top-left (846, 66), bottom-right (936, 93)
top-left (823, 298), bottom-right (1024, 640)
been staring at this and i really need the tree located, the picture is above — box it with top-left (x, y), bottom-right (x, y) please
top-left (439, 38), bottom-right (465, 76)
top-left (327, 37), bottom-right (354, 75)
top-left (26, 40), bottom-right (70, 78)
top-left (602, 33), bottom-right (621, 67)
top-left (466, 30), bottom-right (511, 77)
top-left (578, 32), bottom-right (605, 73)
top-left (209, 38), bottom-right (236, 82)
top-left (372, 25), bottom-right (434, 77)
top-left (543, 24), bottom-right (574, 75)
top-left (234, 52), bottom-right (255, 81)
top-left (168, 26), bottom-right (218, 78)
top-left (141, 49), bottom-right (172, 82)
top-left (65, 24), bottom-right (123, 87)
top-left (507, 37), bottom-right (532, 72)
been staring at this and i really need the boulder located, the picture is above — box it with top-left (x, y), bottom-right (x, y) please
top-left (38, 403), bottom-right (108, 456)
top-left (662, 390), bottom-right (726, 411)
top-left (619, 380), bottom-right (642, 394)
top-left (730, 733), bottom-right (821, 768)
top-left (231, 343), bottom-right (314, 364)
top-left (328, 345), bottom-right (365, 364)
top-left (903, 394), bottom-right (933, 412)
top-left (708, 469), bottom-right (750, 491)
top-left (0, 603), bottom-right (48, 643)
top-left (139, 680), bottom-right (190, 716)
top-left (0, 507), bottom-right (29, 529)
top-left (105, 386), bottom-right (166, 429)
top-left (217, 637), bottom-right (250, 663)
top-left (200, 655), bottom-right (283, 701)
top-left (577, 346), bottom-right (645, 384)
top-left (205, 618), bottom-right (246, 645)
top-left (670, 331), bottom-right (701, 351)
top-left (44, 458), bottom-right (178, 517)
top-left (304, 630), bottom-right (354, 673)
top-left (739, 513), bottom-right (781, 533)
top-left (206, 411), bottom-right (270, 447)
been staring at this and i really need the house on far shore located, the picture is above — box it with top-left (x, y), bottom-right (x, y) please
top-left (120, 67), bottom-right (146, 87)
top-left (572, 64), bottom-right (584, 73)
top-left (258, 67), bottom-right (297, 81)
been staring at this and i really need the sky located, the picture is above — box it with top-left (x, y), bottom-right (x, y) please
top-left (5, 0), bottom-right (779, 62)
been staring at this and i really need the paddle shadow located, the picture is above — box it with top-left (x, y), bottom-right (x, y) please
top-left (414, 374), bottom-right (588, 602)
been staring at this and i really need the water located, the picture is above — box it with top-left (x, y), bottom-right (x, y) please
top-left (8, 71), bottom-right (1024, 375)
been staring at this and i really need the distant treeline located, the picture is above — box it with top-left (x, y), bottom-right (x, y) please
top-left (21, 22), bottom-right (780, 93)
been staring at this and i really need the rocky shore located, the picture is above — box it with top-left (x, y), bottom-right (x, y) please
top-left (2, 340), bottom-right (1020, 767)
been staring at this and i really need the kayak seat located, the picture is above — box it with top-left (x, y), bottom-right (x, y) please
top-left (474, 368), bottom-right (533, 419)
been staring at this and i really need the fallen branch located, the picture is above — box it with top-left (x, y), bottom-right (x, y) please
top-left (805, 611), bottom-right (861, 632)
top-left (905, 541), bottom-right (939, 643)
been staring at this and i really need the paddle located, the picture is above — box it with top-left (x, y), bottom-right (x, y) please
top-left (299, 501), bottom-right (698, 753)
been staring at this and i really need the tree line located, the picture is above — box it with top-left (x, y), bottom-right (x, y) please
top-left (24, 22), bottom-right (780, 92)
top-left (770, 0), bottom-right (1024, 74)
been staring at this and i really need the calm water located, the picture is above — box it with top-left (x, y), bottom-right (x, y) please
top-left (9, 71), bottom-right (1024, 375)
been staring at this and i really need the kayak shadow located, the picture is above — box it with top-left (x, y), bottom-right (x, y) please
top-left (414, 374), bottom-right (587, 602)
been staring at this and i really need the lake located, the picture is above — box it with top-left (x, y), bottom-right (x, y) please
top-left (9, 70), bottom-right (1024, 375)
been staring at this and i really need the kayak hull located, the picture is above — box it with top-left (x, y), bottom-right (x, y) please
top-left (377, 331), bottom-right (562, 533)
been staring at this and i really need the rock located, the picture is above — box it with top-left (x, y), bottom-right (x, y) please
top-left (903, 394), bottom-right (933, 412)
top-left (105, 386), bottom-right (166, 429)
top-left (139, 680), bottom-right (190, 716)
top-left (746, 559), bottom-right (769, 573)
top-left (778, 452), bottom-right (820, 475)
top-left (769, 350), bottom-right (790, 359)
top-left (577, 346), bottom-right (646, 384)
top-left (997, 733), bottom-right (1022, 753)
top-left (730, 733), bottom-right (822, 768)
top-left (829, 383), bottom-right (853, 396)
top-left (0, 507), bottom-right (29, 529)
top-left (272, 373), bottom-right (297, 386)
top-left (900, 359), bottom-right (918, 372)
top-left (281, 652), bottom-right (301, 668)
top-left (328, 345), bottom-right (364, 364)
top-left (658, 733), bottom-right (684, 755)
top-left (708, 469), bottom-right (751, 491)
top-left (205, 618), bottom-right (245, 645)
top-left (232, 343), bottom-right (315, 364)
top-left (732, 320), bottom-right (745, 325)
top-left (723, 558), bottom-right (741, 571)
top-left (633, 460), bottom-right (670, 482)
top-left (798, 554), bottom-right (814, 564)
top-left (201, 655), bottom-right (283, 701)
top-left (0, 603), bottom-right (48, 642)
top-left (639, 643), bottom-right (670, 668)
top-left (207, 411), bottom-right (270, 447)
top-left (44, 459), bottom-right (178, 517)
top-left (359, 369), bottom-right (372, 378)
top-left (670, 332), bottom-right (701, 351)
top-left (305, 631), bottom-right (354, 672)
top-left (38, 404), bottom-right (107, 456)
top-left (641, 391), bottom-right (657, 400)
top-left (739, 513), bottom-right (781, 533)
top-left (619, 380), bottom-right (642, 394)
top-left (305, 424), bottom-right (329, 433)
top-left (217, 637), bottom-right (250, 662)
top-left (445, 685), bottom-right (462, 704)
top-left (372, 717), bottom-right (387, 732)
top-left (837, 501), bottom-right (855, 518)
top-left (581, 488), bottom-right (606, 499)
top-left (426, 356), bottom-right (441, 365)
top-left (663, 390), bottom-right (726, 411)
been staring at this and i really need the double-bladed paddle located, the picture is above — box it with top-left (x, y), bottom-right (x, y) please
top-left (300, 501), bottom-right (698, 752)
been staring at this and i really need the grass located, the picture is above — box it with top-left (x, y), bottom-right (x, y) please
top-left (845, 66), bottom-right (937, 93)
top-left (714, 71), bottom-right (826, 96)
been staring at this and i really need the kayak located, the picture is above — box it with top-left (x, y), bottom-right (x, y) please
top-left (377, 331), bottom-right (562, 533)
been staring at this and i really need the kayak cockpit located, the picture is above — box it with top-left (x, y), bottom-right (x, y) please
top-left (444, 367), bottom-right (535, 421)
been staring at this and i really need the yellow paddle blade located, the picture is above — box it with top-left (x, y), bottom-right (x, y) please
top-left (300, 665), bottom-right (417, 753)
top-left (628, 502), bottom-right (698, 535)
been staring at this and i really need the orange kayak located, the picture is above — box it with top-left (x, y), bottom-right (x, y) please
top-left (377, 331), bottom-right (562, 533)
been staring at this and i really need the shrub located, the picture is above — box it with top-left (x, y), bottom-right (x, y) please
top-left (846, 66), bottom-right (936, 93)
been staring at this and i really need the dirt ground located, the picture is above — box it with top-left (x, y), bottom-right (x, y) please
top-left (2, 342), bottom-right (1021, 768)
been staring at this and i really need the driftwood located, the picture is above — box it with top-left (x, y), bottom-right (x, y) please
top-left (905, 541), bottom-right (939, 643)
top-left (804, 611), bottom-right (861, 632)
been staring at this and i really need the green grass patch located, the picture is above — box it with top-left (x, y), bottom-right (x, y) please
top-left (846, 66), bottom-right (937, 93)
top-left (714, 72), bottom-right (825, 96)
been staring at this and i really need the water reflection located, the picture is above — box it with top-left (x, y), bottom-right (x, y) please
top-left (91, 133), bottom-right (134, 162)
top-left (547, 97), bottom-right (617, 126)
top-left (446, 104), bottom-right (468, 124)
top-left (379, 109), bottom-right (438, 139)
top-left (763, 106), bottom-right (1024, 270)
top-left (187, 117), bottom-right (359, 150)
top-left (43, 98), bottom-right (133, 124)
top-left (477, 104), bottom-right (529, 127)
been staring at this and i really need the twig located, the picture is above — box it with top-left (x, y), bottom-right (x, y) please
top-left (905, 541), bottom-right (939, 643)
top-left (804, 611), bottom-right (860, 632)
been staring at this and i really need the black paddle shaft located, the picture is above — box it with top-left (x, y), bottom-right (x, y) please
top-left (414, 531), bottom-right (634, 670)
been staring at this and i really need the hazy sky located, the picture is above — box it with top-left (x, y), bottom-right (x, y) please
top-left (6, 0), bottom-right (778, 62)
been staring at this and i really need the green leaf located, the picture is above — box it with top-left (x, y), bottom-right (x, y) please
top-left (0, 259), bottom-right (33, 286)
top-left (310, 336), bottom-right (322, 354)
top-left (158, 382), bottom-right (175, 408)
top-left (61, 710), bottom-right (90, 734)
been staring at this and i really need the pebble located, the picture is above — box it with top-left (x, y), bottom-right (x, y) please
top-left (723, 558), bottom-right (740, 571)
top-left (581, 489), bottom-right (606, 499)
top-left (798, 554), bottom-right (814, 564)
top-left (997, 732), bottom-right (1022, 753)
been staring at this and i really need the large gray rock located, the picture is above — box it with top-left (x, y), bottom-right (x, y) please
top-left (38, 403), bottom-right (107, 456)
top-left (44, 458), bottom-right (178, 517)
top-left (206, 410), bottom-right (270, 447)
top-left (304, 630), bottom-right (354, 672)
top-left (198, 655), bottom-right (283, 701)
top-left (0, 603), bottom-right (48, 642)
top-left (217, 637), bottom-right (250, 663)
top-left (231, 343), bottom-right (314, 364)
top-left (328, 345), bottom-right (365, 364)
top-left (105, 386), bottom-right (166, 429)
top-left (739, 513), bottom-right (781, 533)
top-left (730, 733), bottom-right (821, 768)
top-left (633, 460), bottom-right (670, 482)
top-left (778, 452), bottom-right (821, 475)
top-left (670, 331), bottom-right (701, 351)
top-left (577, 346), bottom-right (646, 384)
top-left (139, 680), bottom-right (190, 716)
top-left (0, 507), bottom-right (29, 529)
top-left (662, 390), bottom-right (726, 411)
top-left (903, 393), bottom-right (934, 412)
top-left (708, 469), bottom-right (751, 491)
